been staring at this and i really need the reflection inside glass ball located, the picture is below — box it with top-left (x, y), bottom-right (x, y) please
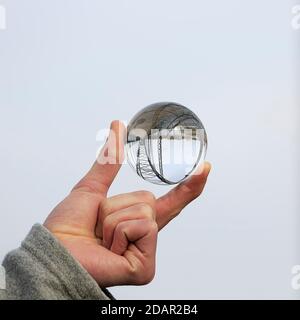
top-left (126, 102), bottom-right (207, 185)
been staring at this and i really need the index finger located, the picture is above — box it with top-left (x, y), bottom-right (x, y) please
top-left (155, 162), bottom-right (211, 230)
top-left (73, 120), bottom-right (126, 196)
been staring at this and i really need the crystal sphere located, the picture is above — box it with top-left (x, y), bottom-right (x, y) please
top-left (126, 102), bottom-right (207, 185)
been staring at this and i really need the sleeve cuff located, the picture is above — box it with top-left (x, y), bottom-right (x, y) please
top-left (20, 224), bottom-right (114, 300)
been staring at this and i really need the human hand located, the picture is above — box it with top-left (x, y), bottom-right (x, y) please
top-left (44, 121), bottom-right (211, 287)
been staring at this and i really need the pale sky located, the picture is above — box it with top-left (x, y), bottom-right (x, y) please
top-left (0, 0), bottom-right (299, 299)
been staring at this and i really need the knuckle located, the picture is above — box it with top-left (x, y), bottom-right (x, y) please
top-left (139, 266), bottom-right (156, 285)
top-left (115, 220), bottom-right (127, 233)
top-left (143, 268), bottom-right (156, 285)
top-left (143, 219), bottom-right (158, 233)
top-left (136, 191), bottom-right (156, 203)
top-left (102, 217), bottom-right (114, 242)
top-left (99, 199), bottom-right (110, 215)
top-left (136, 203), bottom-right (154, 218)
top-left (128, 264), bottom-right (156, 286)
top-left (148, 220), bottom-right (158, 233)
top-left (103, 214), bottom-right (114, 231)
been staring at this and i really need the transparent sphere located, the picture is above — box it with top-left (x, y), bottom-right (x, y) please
top-left (126, 102), bottom-right (207, 185)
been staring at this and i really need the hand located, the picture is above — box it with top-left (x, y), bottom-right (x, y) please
top-left (44, 121), bottom-right (211, 288)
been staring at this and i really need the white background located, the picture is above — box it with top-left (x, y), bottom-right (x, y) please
top-left (0, 0), bottom-right (299, 299)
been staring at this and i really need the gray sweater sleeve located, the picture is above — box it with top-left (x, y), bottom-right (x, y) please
top-left (0, 224), bottom-right (114, 300)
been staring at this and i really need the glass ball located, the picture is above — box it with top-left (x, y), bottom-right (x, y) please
top-left (126, 102), bottom-right (207, 185)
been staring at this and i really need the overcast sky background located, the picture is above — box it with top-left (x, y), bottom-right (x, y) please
top-left (0, 0), bottom-right (299, 299)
